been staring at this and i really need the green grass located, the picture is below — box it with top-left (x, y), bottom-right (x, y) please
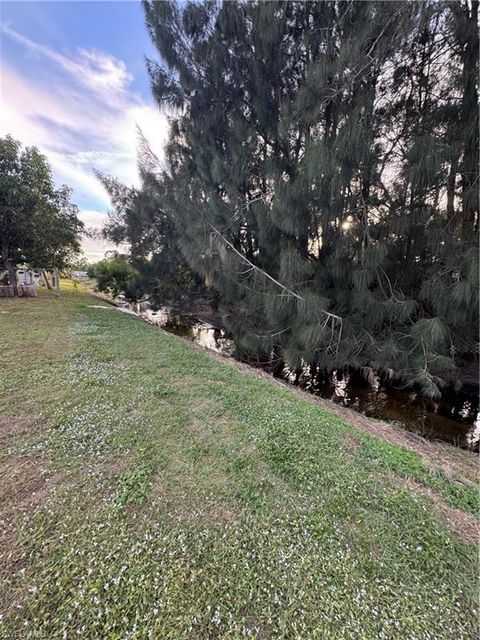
top-left (0, 283), bottom-right (478, 639)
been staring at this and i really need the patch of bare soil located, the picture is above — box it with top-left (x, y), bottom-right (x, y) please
top-left (0, 414), bottom-right (36, 439)
top-left (0, 455), bottom-right (48, 506)
top-left (404, 479), bottom-right (479, 543)
top-left (343, 432), bottom-right (363, 453)
top-left (207, 503), bottom-right (238, 524)
top-left (102, 455), bottom-right (132, 476)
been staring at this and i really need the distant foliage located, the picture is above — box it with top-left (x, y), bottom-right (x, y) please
top-left (124, 0), bottom-right (478, 397)
top-left (91, 252), bottom-right (139, 300)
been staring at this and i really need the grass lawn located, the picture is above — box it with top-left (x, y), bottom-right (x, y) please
top-left (0, 283), bottom-right (478, 639)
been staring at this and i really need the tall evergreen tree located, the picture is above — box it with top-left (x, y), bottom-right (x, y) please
top-left (129, 0), bottom-right (478, 397)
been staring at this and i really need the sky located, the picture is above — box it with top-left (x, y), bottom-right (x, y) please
top-left (0, 1), bottom-right (169, 260)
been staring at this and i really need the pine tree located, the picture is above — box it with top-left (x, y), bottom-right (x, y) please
top-left (134, 0), bottom-right (478, 397)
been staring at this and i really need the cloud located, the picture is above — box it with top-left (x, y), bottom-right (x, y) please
top-left (77, 210), bottom-right (128, 262)
top-left (1, 23), bottom-right (132, 105)
top-left (0, 23), bottom-right (169, 259)
top-left (78, 209), bottom-right (109, 230)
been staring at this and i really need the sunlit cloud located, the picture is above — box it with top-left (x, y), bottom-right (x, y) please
top-left (77, 210), bottom-right (128, 262)
top-left (78, 209), bottom-right (110, 230)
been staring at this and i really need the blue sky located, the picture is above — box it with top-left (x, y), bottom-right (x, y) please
top-left (0, 1), bottom-right (169, 259)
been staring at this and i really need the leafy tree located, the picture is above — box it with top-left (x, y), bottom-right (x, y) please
top-left (0, 135), bottom-right (84, 293)
top-left (134, 0), bottom-right (478, 397)
top-left (92, 252), bottom-right (139, 300)
top-left (26, 185), bottom-right (83, 276)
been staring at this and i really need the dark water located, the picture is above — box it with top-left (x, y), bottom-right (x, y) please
top-left (136, 304), bottom-right (479, 451)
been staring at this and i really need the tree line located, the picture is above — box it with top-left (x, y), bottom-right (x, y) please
top-left (102, 0), bottom-right (479, 398)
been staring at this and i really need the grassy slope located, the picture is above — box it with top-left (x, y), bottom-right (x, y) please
top-left (0, 284), bottom-right (478, 640)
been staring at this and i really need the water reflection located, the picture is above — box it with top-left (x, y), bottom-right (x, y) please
top-left (466, 413), bottom-right (480, 451)
top-left (134, 303), bottom-right (479, 451)
top-left (138, 304), bottom-right (235, 357)
top-left (289, 365), bottom-right (479, 450)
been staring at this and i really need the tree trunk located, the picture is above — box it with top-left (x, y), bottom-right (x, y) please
top-left (54, 267), bottom-right (61, 297)
top-left (6, 260), bottom-right (17, 296)
top-left (446, 157), bottom-right (458, 220)
top-left (1, 238), bottom-right (17, 296)
top-left (272, 344), bottom-right (285, 377)
top-left (42, 270), bottom-right (53, 290)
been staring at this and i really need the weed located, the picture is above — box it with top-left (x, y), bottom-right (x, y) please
top-left (114, 462), bottom-right (153, 507)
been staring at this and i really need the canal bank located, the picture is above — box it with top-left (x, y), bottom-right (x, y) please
top-left (130, 300), bottom-right (479, 451)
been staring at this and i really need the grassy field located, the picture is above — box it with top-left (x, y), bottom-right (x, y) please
top-left (0, 283), bottom-right (478, 639)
